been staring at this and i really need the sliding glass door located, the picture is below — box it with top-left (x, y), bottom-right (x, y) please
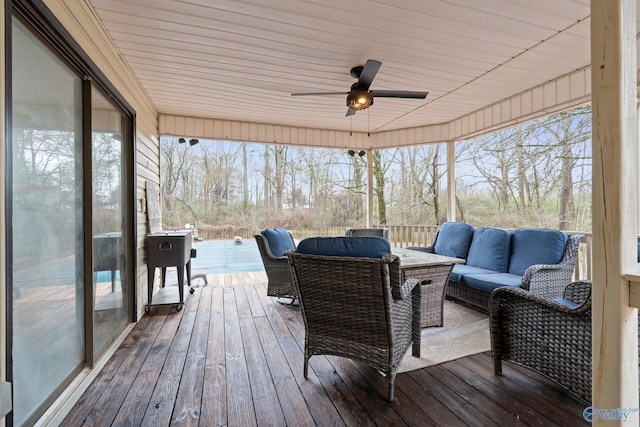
top-left (11, 17), bottom-right (85, 426)
top-left (9, 11), bottom-right (134, 425)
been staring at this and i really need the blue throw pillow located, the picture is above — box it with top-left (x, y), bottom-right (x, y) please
top-left (296, 236), bottom-right (391, 258)
top-left (433, 222), bottom-right (474, 259)
top-left (466, 228), bottom-right (511, 272)
top-left (508, 228), bottom-right (568, 276)
top-left (260, 228), bottom-right (294, 257)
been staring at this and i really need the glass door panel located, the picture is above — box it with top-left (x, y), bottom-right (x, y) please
top-left (91, 87), bottom-right (128, 353)
top-left (11, 17), bottom-right (84, 425)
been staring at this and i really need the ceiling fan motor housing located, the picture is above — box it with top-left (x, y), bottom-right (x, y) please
top-left (350, 65), bottom-right (364, 79)
top-left (346, 89), bottom-right (373, 110)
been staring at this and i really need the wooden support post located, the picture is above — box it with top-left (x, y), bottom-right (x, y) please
top-left (0, 0), bottom-right (9, 417)
top-left (447, 140), bottom-right (456, 222)
top-left (591, 0), bottom-right (639, 423)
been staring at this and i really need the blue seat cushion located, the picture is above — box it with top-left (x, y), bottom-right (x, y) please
top-left (637, 243), bottom-right (640, 262)
top-left (260, 228), bottom-right (294, 257)
top-left (508, 228), bottom-right (568, 276)
top-left (462, 272), bottom-right (523, 293)
top-left (449, 264), bottom-right (498, 283)
top-left (433, 222), bottom-right (474, 259)
top-left (466, 228), bottom-right (511, 272)
top-left (296, 236), bottom-right (391, 258)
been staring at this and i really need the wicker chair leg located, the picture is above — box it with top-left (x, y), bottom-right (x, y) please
top-left (494, 358), bottom-right (502, 375)
top-left (388, 380), bottom-right (395, 402)
top-left (304, 357), bottom-right (309, 378)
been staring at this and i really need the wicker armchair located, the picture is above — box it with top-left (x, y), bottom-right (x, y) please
top-left (286, 237), bottom-right (421, 401)
top-left (489, 280), bottom-right (592, 404)
top-left (254, 230), bottom-right (296, 299)
top-left (345, 227), bottom-right (389, 239)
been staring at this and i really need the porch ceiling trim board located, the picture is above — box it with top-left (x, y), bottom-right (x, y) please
top-left (159, 66), bottom-right (592, 149)
top-left (159, 114), bottom-right (372, 150)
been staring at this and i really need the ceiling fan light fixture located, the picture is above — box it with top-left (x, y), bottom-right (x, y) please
top-left (347, 91), bottom-right (373, 110)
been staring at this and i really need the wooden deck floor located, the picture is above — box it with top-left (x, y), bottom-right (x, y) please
top-left (63, 272), bottom-right (587, 426)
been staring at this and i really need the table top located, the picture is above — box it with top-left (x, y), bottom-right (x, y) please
top-left (392, 247), bottom-right (464, 268)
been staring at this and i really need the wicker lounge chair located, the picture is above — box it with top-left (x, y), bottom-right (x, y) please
top-left (286, 236), bottom-right (421, 401)
top-left (254, 228), bottom-right (296, 299)
top-left (489, 280), bottom-right (592, 403)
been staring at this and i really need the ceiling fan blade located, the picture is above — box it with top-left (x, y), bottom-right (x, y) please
top-left (345, 108), bottom-right (356, 117)
top-left (371, 90), bottom-right (428, 99)
top-left (358, 59), bottom-right (382, 90)
top-left (291, 91), bottom-right (349, 96)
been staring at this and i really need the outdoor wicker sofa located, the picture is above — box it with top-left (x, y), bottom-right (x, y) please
top-left (285, 236), bottom-right (421, 401)
top-left (254, 228), bottom-right (297, 299)
top-left (409, 222), bottom-right (584, 312)
top-left (489, 280), bottom-right (592, 404)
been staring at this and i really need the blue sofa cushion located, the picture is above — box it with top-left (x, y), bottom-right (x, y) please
top-left (433, 222), bottom-right (474, 259)
top-left (449, 264), bottom-right (499, 283)
top-left (462, 272), bottom-right (522, 293)
top-left (508, 228), bottom-right (568, 276)
top-left (637, 243), bottom-right (640, 262)
top-left (260, 228), bottom-right (294, 257)
top-left (296, 236), bottom-right (391, 258)
top-left (466, 228), bottom-right (511, 272)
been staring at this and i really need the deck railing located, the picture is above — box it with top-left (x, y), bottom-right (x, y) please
top-left (193, 224), bottom-right (592, 281)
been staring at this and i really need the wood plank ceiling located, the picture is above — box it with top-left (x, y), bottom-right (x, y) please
top-left (87, 0), bottom-right (615, 135)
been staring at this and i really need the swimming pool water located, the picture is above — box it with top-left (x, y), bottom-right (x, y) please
top-left (191, 239), bottom-right (265, 274)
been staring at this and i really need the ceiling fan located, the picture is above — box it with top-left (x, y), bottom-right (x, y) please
top-left (291, 59), bottom-right (428, 117)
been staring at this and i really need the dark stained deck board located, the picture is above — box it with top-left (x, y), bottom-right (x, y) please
top-left (443, 358), bottom-right (560, 427)
top-left (63, 305), bottom-right (171, 425)
top-left (427, 363), bottom-right (523, 426)
top-left (222, 285), bottom-right (256, 427)
top-left (394, 371), bottom-right (467, 426)
top-left (253, 284), bottom-right (345, 427)
top-left (460, 354), bottom-right (584, 425)
top-left (141, 289), bottom-right (199, 426)
top-left (172, 280), bottom-right (213, 425)
top-left (199, 284), bottom-right (227, 427)
top-left (407, 369), bottom-right (500, 427)
top-left (110, 304), bottom-right (184, 426)
top-left (79, 304), bottom-right (177, 426)
top-left (474, 352), bottom-right (590, 424)
top-left (63, 272), bottom-right (587, 426)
